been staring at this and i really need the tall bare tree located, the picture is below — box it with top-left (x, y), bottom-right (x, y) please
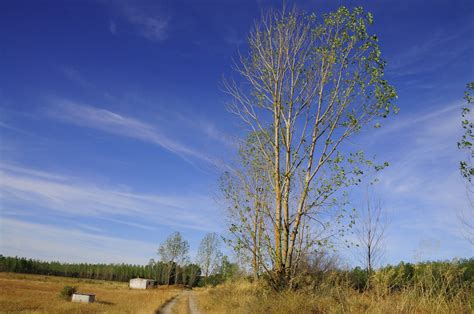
top-left (196, 232), bottom-right (222, 278)
top-left (224, 6), bottom-right (396, 289)
top-left (355, 190), bottom-right (389, 287)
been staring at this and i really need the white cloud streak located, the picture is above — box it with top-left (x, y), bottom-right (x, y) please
top-left (387, 24), bottom-right (473, 78)
top-left (47, 100), bottom-right (218, 166)
top-left (0, 163), bottom-right (221, 232)
top-left (338, 102), bottom-right (473, 266)
top-left (120, 2), bottom-right (169, 42)
top-left (364, 102), bottom-right (473, 260)
top-left (0, 218), bottom-right (156, 264)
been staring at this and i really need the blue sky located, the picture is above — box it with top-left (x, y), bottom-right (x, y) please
top-left (0, 0), bottom-right (473, 266)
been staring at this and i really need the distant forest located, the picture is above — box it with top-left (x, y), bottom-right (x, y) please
top-left (0, 255), bottom-right (201, 286)
top-left (1, 255), bottom-right (473, 293)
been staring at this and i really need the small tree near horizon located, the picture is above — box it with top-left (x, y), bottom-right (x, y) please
top-left (355, 188), bottom-right (389, 288)
top-left (158, 231), bottom-right (190, 285)
top-left (196, 232), bottom-right (222, 278)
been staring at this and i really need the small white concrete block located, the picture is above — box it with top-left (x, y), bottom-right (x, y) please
top-left (72, 293), bottom-right (95, 303)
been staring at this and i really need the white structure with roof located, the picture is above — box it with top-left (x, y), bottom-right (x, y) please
top-left (129, 278), bottom-right (155, 289)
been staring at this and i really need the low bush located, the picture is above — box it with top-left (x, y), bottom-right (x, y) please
top-left (59, 285), bottom-right (77, 300)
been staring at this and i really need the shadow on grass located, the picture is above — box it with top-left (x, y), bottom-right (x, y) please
top-left (96, 300), bottom-right (115, 305)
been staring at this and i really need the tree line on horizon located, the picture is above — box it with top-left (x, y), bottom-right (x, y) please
top-left (0, 231), bottom-right (239, 287)
top-left (0, 255), bottom-right (200, 286)
top-left (1, 254), bottom-right (473, 294)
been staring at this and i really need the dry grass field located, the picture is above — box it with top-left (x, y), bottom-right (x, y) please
top-left (1, 271), bottom-right (471, 313)
top-left (0, 272), bottom-right (181, 313)
top-left (195, 280), bottom-right (473, 314)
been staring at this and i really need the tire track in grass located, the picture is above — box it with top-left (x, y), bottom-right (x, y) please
top-left (156, 290), bottom-right (201, 314)
top-left (155, 292), bottom-right (181, 314)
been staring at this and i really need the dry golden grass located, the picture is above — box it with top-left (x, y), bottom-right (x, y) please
top-left (195, 280), bottom-right (473, 314)
top-left (1, 272), bottom-right (471, 313)
top-left (0, 272), bottom-right (181, 313)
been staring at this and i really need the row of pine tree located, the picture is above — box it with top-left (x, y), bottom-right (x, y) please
top-left (0, 255), bottom-right (201, 286)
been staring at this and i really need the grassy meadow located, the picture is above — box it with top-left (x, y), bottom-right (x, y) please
top-left (196, 280), bottom-right (472, 314)
top-left (196, 261), bottom-right (474, 314)
top-left (1, 258), bottom-right (472, 313)
top-left (0, 272), bottom-right (181, 313)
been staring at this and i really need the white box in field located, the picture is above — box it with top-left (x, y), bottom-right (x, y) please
top-left (71, 293), bottom-right (95, 303)
top-left (129, 278), bottom-right (156, 289)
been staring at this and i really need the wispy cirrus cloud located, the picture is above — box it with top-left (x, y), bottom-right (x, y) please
top-left (167, 109), bottom-right (238, 149)
top-left (114, 1), bottom-right (169, 42)
top-left (375, 103), bottom-right (465, 207)
top-left (387, 23), bottom-right (474, 78)
top-left (0, 163), bottom-right (221, 232)
top-left (47, 100), bottom-right (219, 167)
top-left (0, 217), bottom-right (157, 264)
top-left (341, 102), bottom-right (473, 266)
top-left (363, 102), bottom-right (472, 261)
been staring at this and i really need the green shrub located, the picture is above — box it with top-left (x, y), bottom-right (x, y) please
top-left (59, 285), bottom-right (77, 300)
top-left (348, 267), bottom-right (368, 291)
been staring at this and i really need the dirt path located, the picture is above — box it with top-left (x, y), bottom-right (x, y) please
top-left (156, 290), bottom-right (200, 314)
top-left (156, 293), bottom-right (180, 314)
top-left (186, 290), bottom-right (201, 314)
